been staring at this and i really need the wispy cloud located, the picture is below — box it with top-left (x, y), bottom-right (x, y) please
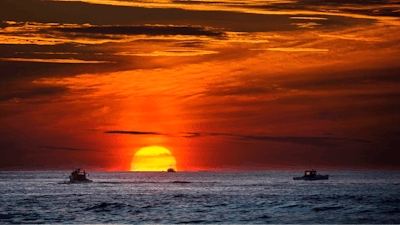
top-left (37, 145), bottom-right (103, 152)
top-left (105, 130), bottom-right (370, 147)
top-left (231, 135), bottom-right (371, 147)
top-left (291, 22), bottom-right (321, 28)
top-left (264, 47), bottom-right (329, 52)
top-left (45, 0), bottom-right (400, 25)
top-left (124, 50), bottom-right (219, 56)
top-left (0, 22), bottom-right (224, 65)
top-left (178, 132), bottom-right (234, 138)
top-left (290, 17), bottom-right (328, 20)
top-left (0, 58), bottom-right (113, 64)
top-left (52, 25), bottom-right (224, 37)
top-left (104, 131), bottom-right (163, 135)
top-left (319, 34), bottom-right (383, 42)
top-left (179, 132), bottom-right (203, 138)
top-left (0, 86), bottom-right (68, 102)
top-left (0, 22), bottom-right (225, 46)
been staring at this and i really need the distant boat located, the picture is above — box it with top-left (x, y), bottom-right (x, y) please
top-left (293, 169), bottom-right (328, 180)
top-left (69, 168), bottom-right (92, 182)
top-left (167, 168), bottom-right (175, 172)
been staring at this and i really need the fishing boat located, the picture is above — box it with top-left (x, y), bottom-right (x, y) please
top-left (293, 169), bottom-right (328, 180)
top-left (167, 168), bottom-right (175, 172)
top-left (69, 168), bottom-right (92, 182)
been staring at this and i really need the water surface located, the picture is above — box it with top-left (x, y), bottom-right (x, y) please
top-left (0, 171), bottom-right (399, 223)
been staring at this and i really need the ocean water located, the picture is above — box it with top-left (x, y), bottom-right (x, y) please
top-left (0, 170), bottom-right (399, 224)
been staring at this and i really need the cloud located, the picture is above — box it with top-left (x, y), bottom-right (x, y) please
top-left (0, 22), bottom-right (121, 45)
top-left (178, 132), bottom-right (235, 138)
top-left (264, 48), bottom-right (329, 52)
top-left (44, 0), bottom-right (400, 25)
top-left (0, 22), bottom-right (222, 68)
top-left (0, 85), bottom-right (68, 102)
top-left (105, 130), bottom-right (370, 147)
top-left (291, 22), bottom-right (321, 28)
top-left (116, 50), bottom-right (219, 57)
top-left (0, 58), bottom-right (113, 64)
top-left (318, 34), bottom-right (383, 41)
top-left (232, 135), bottom-right (371, 147)
top-left (180, 132), bottom-right (371, 147)
top-left (290, 17), bottom-right (328, 20)
top-left (0, 22), bottom-right (225, 46)
top-left (281, 66), bottom-right (400, 92)
top-left (3, 0), bottom-right (391, 44)
top-left (51, 25), bottom-right (224, 37)
top-left (104, 131), bottom-right (163, 135)
top-left (37, 145), bottom-right (103, 152)
top-left (204, 84), bottom-right (277, 97)
top-left (179, 132), bottom-right (203, 138)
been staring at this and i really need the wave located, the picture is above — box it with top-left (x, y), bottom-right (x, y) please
top-left (380, 198), bottom-right (400, 204)
top-left (58, 181), bottom-right (193, 184)
top-left (281, 204), bottom-right (301, 208)
top-left (325, 194), bottom-right (365, 201)
top-left (313, 206), bottom-right (345, 212)
top-left (359, 209), bottom-right (373, 214)
top-left (173, 194), bottom-right (185, 198)
top-left (302, 195), bottom-right (322, 202)
top-left (85, 202), bottom-right (156, 213)
top-left (259, 215), bottom-right (270, 219)
top-left (0, 214), bottom-right (14, 220)
top-left (383, 210), bottom-right (400, 214)
top-left (0, 212), bottom-right (41, 221)
top-left (204, 203), bottom-right (228, 208)
top-left (177, 220), bottom-right (205, 224)
top-left (84, 202), bottom-right (130, 211)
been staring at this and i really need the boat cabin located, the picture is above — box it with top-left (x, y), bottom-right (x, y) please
top-left (304, 170), bottom-right (317, 177)
top-left (70, 168), bottom-right (88, 181)
top-left (293, 169), bottom-right (328, 180)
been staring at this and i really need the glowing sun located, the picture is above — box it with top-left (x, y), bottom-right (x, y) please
top-left (131, 146), bottom-right (176, 171)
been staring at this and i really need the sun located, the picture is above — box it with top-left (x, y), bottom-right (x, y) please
top-left (131, 146), bottom-right (176, 171)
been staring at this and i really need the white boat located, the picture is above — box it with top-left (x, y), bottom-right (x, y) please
top-left (293, 169), bottom-right (329, 180)
top-left (69, 168), bottom-right (92, 182)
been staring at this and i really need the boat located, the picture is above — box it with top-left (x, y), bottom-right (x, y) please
top-left (69, 168), bottom-right (92, 182)
top-left (167, 168), bottom-right (175, 172)
top-left (293, 169), bottom-right (328, 180)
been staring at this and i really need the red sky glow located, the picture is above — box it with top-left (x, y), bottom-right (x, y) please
top-left (1, 0), bottom-right (400, 171)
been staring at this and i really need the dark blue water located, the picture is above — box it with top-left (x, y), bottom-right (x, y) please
top-left (0, 171), bottom-right (399, 223)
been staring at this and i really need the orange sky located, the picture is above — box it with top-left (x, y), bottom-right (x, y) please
top-left (1, 0), bottom-right (400, 171)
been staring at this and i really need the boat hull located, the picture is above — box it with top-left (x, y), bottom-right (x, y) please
top-left (69, 174), bottom-right (92, 183)
top-left (69, 179), bottom-right (93, 183)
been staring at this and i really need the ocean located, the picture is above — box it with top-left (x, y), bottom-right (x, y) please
top-left (0, 170), bottom-right (399, 224)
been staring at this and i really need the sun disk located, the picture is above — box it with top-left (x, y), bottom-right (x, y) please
top-left (131, 146), bottom-right (176, 171)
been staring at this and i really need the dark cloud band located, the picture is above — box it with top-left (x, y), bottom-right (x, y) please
top-left (104, 131), bottom-right (163, 135)
top-left (106, 130), bottom-right (370, 147)
top-left (37, 145), bottom-right (103, 152)
top-left (51, 25), bottom-right (224, 37)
